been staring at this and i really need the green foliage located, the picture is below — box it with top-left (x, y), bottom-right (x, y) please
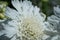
top-left (0, 1), bottom-right (8, 19)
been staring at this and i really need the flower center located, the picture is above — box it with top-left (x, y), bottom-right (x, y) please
top-left (19, 17), bottom-right (44, 40)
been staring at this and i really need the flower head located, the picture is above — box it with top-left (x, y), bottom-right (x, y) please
top-left (5, 0), bottom-right (46, 40)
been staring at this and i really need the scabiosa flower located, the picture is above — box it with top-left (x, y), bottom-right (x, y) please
top-left (44, 5), bottom-right (60, 40)
top-left (0, 0), bottom-right (47, 40)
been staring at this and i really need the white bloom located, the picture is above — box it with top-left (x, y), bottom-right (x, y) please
top-left (46, 5), bottom-right (60, 32)
top-left (1, 0), bottom-right (47, 40)
top-left (44, 5), bottom-right (60, 40)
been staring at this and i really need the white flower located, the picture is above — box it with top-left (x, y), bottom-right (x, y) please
top-left (44, 5), bottom-right (60, 40)
top-left (4, 0), bottom-right (46, 40)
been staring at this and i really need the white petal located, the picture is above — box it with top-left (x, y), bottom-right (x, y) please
top-left (51, 35), bottom-right (59, 40)
top-left (11, 35), bottom-right (16, 40)
top-left (2, 23), bottom-right (17, 38)
top-left (54, 5), bottom-right (60, 17)
top-left (12, 0), bottom-right (22, 12)
top-left (0, 30), bottom-right (5, 36)
top-left (5, 7), bottom-right (20, 20)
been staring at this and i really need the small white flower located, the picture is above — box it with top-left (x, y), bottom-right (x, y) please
top-left (5, 0), bottom-right (47, 40)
